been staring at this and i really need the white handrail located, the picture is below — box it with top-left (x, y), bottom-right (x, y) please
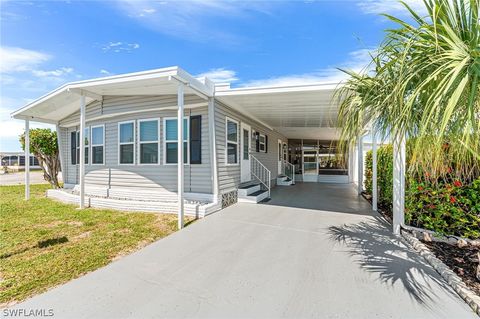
top-left (281, 159), bottom-right (295, 184)
top-left (250, 154), bottom-right (271, 198)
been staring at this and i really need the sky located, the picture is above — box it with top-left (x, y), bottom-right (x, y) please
top-left (0, 0), bottom-right (424, 152)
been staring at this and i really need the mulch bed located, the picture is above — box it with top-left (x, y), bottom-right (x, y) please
top-left (421, 241), bottom-right (480, 296)
top-left (361, 192), bottom-right (480, 297)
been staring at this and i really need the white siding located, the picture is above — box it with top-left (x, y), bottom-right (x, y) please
top-left (214, 101), bottom-right (287, 194)
top-left (60, 95), bottom-right (212, 194)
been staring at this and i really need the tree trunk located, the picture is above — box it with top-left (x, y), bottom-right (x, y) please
top-left (34, 151), bottom-right (60, 188)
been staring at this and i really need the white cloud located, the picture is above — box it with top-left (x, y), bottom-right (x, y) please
top-left (0, 119), bottom-right (54, 152)
top-left (31, 67), bottom-right (74, 78)
top-left (100, 69), bottom-right (111, 75)
top-left (196, 68), bottom-right (238, 83)
top-left (141, 8), bottom-right (156, 15)
top-left (102, 41), bottom-right (140, 53)
top-left (0, 46), bottom-right (79, 151)
top-left (0, 46), bottom-right (50, 73)
top-left (356, 0), bottom-right (426, 16)
top-left (113, 0), bottom-right (274, 44)
top-left (241, 48), bottom-right (374, 87)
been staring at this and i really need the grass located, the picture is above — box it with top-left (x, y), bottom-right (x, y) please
top-left (0, 184), bottom-right (188, 306)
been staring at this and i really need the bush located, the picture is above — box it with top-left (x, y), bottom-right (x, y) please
top-left (406, 178), bottom-right (480, 239)
top-left (365, 145), bottom-right (480, 239)
top-left (364, 144), bottom-right (394, 211)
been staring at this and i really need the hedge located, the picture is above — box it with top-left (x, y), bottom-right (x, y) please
top-left (364, 145), bottom-right (480, 239)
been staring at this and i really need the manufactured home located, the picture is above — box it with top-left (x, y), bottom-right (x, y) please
top-left (12, 67), bottom-right (361, 220)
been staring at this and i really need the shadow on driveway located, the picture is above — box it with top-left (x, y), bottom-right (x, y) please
top-left (328, 216), bottom-right (452, 306)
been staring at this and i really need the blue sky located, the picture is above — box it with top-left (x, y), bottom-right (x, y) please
top-left (0, 0), bottom-right (423, 151)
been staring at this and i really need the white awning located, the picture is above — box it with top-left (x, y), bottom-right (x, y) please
top-left (215, 82), bottom-right (343, 140)
top-left (11, 66), bottom-right (214, 123)
top-left (12, 66), bottom-right (343, 140)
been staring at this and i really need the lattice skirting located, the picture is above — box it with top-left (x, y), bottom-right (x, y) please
top-left (222, 190), bottom-right (238, 208)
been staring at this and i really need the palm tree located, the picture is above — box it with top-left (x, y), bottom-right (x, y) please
top-left (336, 0), bottom-right (480, 180)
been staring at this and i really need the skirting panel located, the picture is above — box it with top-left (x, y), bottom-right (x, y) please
top-left (221, 190), bottom-right (237, 208)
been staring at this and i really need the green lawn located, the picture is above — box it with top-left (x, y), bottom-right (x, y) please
top-left (0, 184), bottom-right (187, 306)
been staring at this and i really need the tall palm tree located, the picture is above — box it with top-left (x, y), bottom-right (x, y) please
top-left (336, 0), bottom-right (480, 180)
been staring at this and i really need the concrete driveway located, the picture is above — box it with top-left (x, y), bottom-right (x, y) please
top-left (10, 183), bottom-right (476, 318)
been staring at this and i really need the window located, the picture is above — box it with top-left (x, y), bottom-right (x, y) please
top-left (139, 119), bottom-right (159, 164)
top-left (226, 118), bottom-right (238, 165)
top-left (164, 117), bottom-right (188, 164)
top-left (259, 134), bottom-right (266, 152)
top-left (119, 121), bottom-right (135, 164)
top-left (91, 125), bottom-right (104, 164)
top-left (71, 128), bottom-right (92, 165)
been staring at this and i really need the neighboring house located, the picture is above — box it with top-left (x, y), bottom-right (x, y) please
top-left (1, 152), bottom-right (41, 170)
top-left (12, 66), bottom-right (357, 218)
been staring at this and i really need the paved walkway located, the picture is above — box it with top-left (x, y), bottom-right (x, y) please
top-left (10, 183), bottom-right (476, 318)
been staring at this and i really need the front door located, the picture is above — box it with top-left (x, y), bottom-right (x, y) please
top-left (303, 149), bottom-right (318, 182)
top-left (240, 123), bottom-right (251, 183)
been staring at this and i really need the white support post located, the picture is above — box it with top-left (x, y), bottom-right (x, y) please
top-left (207, 97), bottom-right (219, 202)
top-left (372, 129), bottom-right (378, 211)
top-left (55, 124), bottom-right (65, 185)
top-left (24, 119), bottom-right (30, 200)
top-left (357, 135), bottom-right (364, 195)
top-left (79, 94), bottom-right (86, 209)
top-left (393, 134), bottom-right (406, 234)
top-left (177, 83), bottom-right (185, 229)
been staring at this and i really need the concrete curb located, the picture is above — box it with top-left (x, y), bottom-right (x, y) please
top-left (401, 229), bottom-right (480, 316)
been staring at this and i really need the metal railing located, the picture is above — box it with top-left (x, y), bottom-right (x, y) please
top-left (250, 154), bottom-right (271, 198)
top-left (281, 159), bottom-right (295, 184)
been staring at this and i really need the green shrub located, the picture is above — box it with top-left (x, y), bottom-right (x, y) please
top-left (365, 145), bottom-right (480, 239)
top-left (364, 144), bottom-right (394, 210)
top-left (406, 178), bottom-right (480, 239)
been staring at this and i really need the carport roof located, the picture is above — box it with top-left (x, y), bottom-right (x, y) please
top-left (11, 67), bottom-right (343, 139)
top-left (215, 82), bottom-right (343, 139)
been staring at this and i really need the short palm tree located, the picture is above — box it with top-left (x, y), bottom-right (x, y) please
top-left (336, 0), bottom-right (480, 180)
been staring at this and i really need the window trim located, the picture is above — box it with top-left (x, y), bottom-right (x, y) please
top-left (225, 117), bottom-right (239, 166)
top-left (163, 117), bottom-right (190, 165)
top-left (137, 118), bottom-right (161, 165)
top-left (84, 127), bottom-right (90, 165)
top-left (259, 134), bottom-right (266, 153)
top-left (91, 124), bottom-right (105, 165)
top-left (118, 120), bottom-right (136, 166)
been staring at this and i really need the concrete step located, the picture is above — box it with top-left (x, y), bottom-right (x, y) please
top-left (277, 176), bottom-right (294, 186)
top-left (237, 189), bottom-right (270, 203)
top-left (238, 183), bottom-right (261, 196)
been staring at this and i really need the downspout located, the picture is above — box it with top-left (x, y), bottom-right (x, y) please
top-left (55, 124), bottom-right (65, 187)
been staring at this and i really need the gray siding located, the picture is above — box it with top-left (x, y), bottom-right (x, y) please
top-left (214, 101), bottom-right (287, 194)
top-left (60, 95), bottom-right (212, 194)
top-left (60, 94), bottom-right (204, 126)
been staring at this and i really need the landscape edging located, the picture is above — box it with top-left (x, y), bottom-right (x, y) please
top-left (401, 229), bottom-right (480, 316)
